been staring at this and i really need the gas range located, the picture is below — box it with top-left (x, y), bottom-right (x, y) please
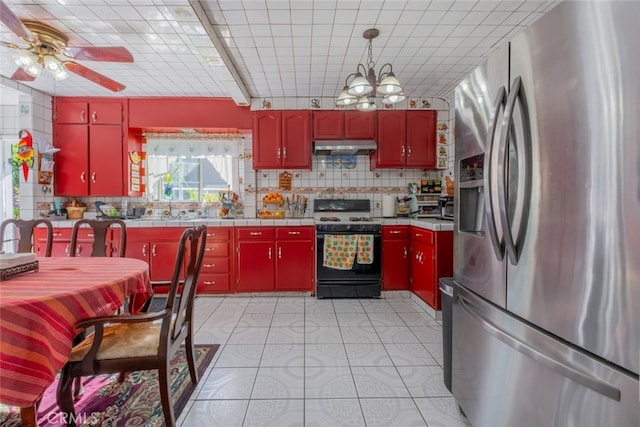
top-left (314, 198), bottom-right (382, 299)
top-left (313, 199), bottom-right (381, 232)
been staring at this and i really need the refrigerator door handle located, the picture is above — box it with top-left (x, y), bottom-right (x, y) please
top-left (458, 294), bottom-right (622, 402)
top-left (484, 85), bottom-right (507, 260)
top-left (497, 76), bottom-right (533, 265)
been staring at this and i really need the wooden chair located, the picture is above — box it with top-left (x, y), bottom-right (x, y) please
top-left (0, 219), bottom-right (53, 256)
top-left (56, 225), bottom-right (207, 427)
top-left (69, 218), bottom-right (127, 258)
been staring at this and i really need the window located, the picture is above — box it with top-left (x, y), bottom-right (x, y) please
top-left (144, 135), bottom-right (243, 202)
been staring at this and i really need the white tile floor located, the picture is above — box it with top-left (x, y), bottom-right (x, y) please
top-left (179, 293), bottom-right (471, 427)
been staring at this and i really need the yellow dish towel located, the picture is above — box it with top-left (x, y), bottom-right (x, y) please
top-left (323, 235), bottom-right (357, 270)
top-left (356, 234), bottom-right (374, 265)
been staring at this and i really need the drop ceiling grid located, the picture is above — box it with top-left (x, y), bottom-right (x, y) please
top-left (209, 0), bottom-right (559, 101)
top-left (1, 0), bottom-right (561, 101)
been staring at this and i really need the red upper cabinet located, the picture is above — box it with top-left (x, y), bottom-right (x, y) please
top-left (375, 111), bottom-right (406, 167)
top-left (313, 111), bottom-right (343, 139)
top-left (406, 110), bottom-right (437, 168)
top-left (253, 111), bottom-right (281, 168)
top-left (313, 110), bottom-right (376, 140)
top-left (344, 111), bottom-right (376, 139)
top-left (373, 110), bottom-right (437, 169)
top-left (55, 101), bottom-right (89, 123)
top-left (53, 98), bottom-right (126, 196)
top-left (281, 110), bottom-right (311, 168)
top-left (253, 110), bottom-right (311, 170)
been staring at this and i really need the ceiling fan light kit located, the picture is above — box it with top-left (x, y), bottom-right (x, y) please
top-left (0, 3), bottom-right (134, 91)
top-left (336, 28), bottom-right (405, 111)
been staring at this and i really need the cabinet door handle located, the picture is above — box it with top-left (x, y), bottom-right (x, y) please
top-left (75, 245), bottom-right (82, 256)
top-left (53, 232), bottom-right (63, 237)
top-left (389, 230), bottom-right (401, 234)
top-left (249, 232), bottom-right (262, 236)
top-left (80, 110), bottom-right (85, 122)
top-left (278, 247), bottom-right (282, 259)
top-left (204, 280), bottom-right (215, 285)
top-left (401, 146), bottom-right (405, 157)
top-left (65, 244), bottom-right (70, 256)
top-left (283, 147), bottom-right (287, 158)
top-left (407, 146), bottom-right (412, 156)
top-left (142, 244), bottom-right (146, 256)
top-left (91, 111), bottom-right (97, 123)
top-left (288, 231), bottom-right (300, 235)
top-left (204, 263), bottom-right (215, 268)
top-left (268, 247), bottom-right (272, 259)
top-left (80, 172), bottom-right (86, 183)
top-left (205, 247), bottom-right (214, 252)
top-left (415, 232), bottom-right (423, 237)
top-left (403, 247), bottom-right (407, 258)
top-left (152, 244), bottom-right (157, 256)
top-left (91, 172), bottom-right (96, 183)
top-left (277, 147), bottom-right (281, 159)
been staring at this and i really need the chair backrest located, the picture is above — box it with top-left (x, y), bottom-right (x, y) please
top-left (0, 219), bottom-right (53, 256)
top-left (69, 219), bottom-right (127, 257)
top-left (163, 225), bottom-right (207, 344)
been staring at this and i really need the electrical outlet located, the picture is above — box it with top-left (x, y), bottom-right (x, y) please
top-left (375, 202), bottom-right (381, 208)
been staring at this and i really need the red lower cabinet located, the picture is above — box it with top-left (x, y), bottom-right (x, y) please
top-left (126, 228), bottom-right (183, 293)
top-left (236, 226), bottom-right (314, 292)
top-left (382, 226), bottom-right (410, 290)
top-left (198, 227), bottom-right (234, 293)
top-left (409, 228), bottom-right (453, 310)
top-left (275, 227), bottom-right (314, 291)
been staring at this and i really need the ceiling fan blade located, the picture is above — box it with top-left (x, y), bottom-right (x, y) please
top-left (64, 61), bottom-right (126, 92)
top-left (0, 1), bottom-right (35, 42)
top-left (11, 67), bottom-right (36, 81)
top-left (65, 46), bottom-right (134, 62)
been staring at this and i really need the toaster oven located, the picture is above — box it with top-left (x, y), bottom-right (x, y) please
top-left (439, 196), bottom-right (454, 220)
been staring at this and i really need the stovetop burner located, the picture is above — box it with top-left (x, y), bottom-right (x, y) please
top-left (319, 216), bottom-right (341, 222)
top-left (348, 217), bottom-right (373, 222)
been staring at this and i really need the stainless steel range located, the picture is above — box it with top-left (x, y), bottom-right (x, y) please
top-left (314, 199), bottom-right (381, 298)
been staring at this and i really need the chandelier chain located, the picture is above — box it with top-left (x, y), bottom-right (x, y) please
top-left (367, 39), bottom-right (375, 70)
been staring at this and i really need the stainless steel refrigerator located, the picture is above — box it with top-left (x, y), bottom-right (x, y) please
top-left (452, 1), bottom-right (639, 426)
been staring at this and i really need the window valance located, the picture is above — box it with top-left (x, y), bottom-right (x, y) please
top-left (144, 133), bottom-right (243, 157)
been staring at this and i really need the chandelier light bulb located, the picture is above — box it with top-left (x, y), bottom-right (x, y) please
top-left (377, 73), bottom-right (402, 95)
top-left (382, 93), bottom-right (406, 105)
top-left (336, 87), bottom-right (357, 106)
top-left (347, 73), bottom-right (374, 96)
top-left (356, 97), bottom-right (377, 112)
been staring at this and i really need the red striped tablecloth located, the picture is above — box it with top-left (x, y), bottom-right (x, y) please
top-left (0, 257), bottom-right (151, 408)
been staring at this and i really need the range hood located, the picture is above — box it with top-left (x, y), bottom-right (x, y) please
top-left (312, 140), bottom-right (377, 155)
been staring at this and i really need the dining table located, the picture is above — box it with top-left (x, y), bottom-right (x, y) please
top-left (0, 256), bottom-right (151, 426)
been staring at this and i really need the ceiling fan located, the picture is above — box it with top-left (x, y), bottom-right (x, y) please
top-left (0, 0), bottom-right (133, 92)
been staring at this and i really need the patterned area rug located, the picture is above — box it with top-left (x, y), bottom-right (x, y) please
top-left (0, 344), bottom-right (218, 426)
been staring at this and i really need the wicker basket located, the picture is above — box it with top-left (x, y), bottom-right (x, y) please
top-left (66, 207), bottom-right (86, 219)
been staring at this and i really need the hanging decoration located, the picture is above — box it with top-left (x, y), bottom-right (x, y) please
top-left (14, 130), bottom-right (35, 182)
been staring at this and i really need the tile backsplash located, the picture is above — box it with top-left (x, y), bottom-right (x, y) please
top-left (2, 79), bottom-right (455, 221)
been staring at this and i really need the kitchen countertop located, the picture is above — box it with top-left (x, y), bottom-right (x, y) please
top-left (45, 217), bottom-right (453, 231)
top-left (381, 217), bottom-right (454, 231)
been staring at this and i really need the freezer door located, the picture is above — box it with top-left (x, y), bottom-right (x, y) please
top-left (452, 284), bottom-right (639, 427)
top-left (454, 45), bottom-right (508, 307)
top-left (506, 1), bottom-right (640, 374)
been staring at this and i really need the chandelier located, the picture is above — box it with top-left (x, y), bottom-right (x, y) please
top-left (336, 28), bottom-right (406, 112)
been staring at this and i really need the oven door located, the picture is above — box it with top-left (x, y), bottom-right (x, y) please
top-left (316, 231), bottom-right (381, 284)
